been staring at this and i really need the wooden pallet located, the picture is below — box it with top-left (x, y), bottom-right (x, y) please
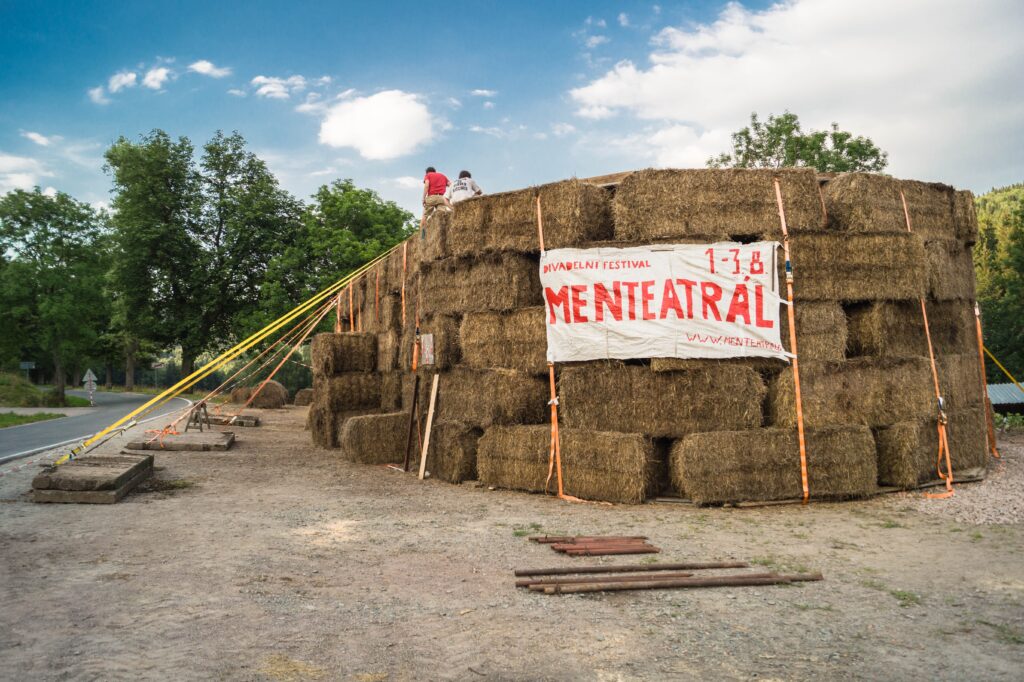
top-left (125, 431), bottom-right (235, 451)
top-left (32, 454), bottom-right (154, 504)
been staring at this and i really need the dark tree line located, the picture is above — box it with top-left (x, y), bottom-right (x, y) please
top-left (0, 130), bottom-right (413, 402)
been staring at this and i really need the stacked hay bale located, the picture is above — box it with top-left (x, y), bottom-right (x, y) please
top-left (307, 332), bottom-right (381, 448)
top-left (309, 169), bottom-right (989, 505)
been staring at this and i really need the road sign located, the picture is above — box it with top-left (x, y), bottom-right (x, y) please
top-left (83, 369), bottom-right (98, 406)
top-left (83, 369), bottom-right (98, 383)
top-left (19, 361), bottom-right (35, 370)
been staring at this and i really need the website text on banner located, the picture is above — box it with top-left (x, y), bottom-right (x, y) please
top-left (540, 242), bottom-right (789, 363)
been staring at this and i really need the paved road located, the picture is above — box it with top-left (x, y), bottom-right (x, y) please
top-left (0, 391), bottom-right (190, 462)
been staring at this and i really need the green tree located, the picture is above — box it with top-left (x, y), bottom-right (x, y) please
top-left (974, 184), bottom-right (1024, 382)
top-left (0, 189), bottom-right (110, 402)
top-left (708, 112), bottom-right (888, 172)
top-left (253, 179), bottom-right (414, 330)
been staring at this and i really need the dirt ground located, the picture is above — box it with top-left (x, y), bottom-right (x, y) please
top-left (1, 407), bottom-right (1022, 681)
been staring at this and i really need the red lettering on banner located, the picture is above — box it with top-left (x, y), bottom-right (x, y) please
top-left (641, 280), bottom-right (656, 320)
top-left (754, 284), bottom-right (775, 328)
top-left (571, 284), bottom-right (589, 323)
top-left (622, 281), bottom-right (640, 320)
top-left (701, 282), bottom-right (723, 321)
top-left (594, 282), bottom-right (623, 322)
top-left (675, 279), bottom-right (696, 319)
top-left (660, 280), bottom-right (684, 319)
top-left (545, 286), bottom-right (571, 324)
top-left (725, 282), bottom-right (751, 324)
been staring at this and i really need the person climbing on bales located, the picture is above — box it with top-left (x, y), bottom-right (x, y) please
top-left (448, 170), bottom-right (483, 204)
top-left (422, 166), bottom-right (452, 219)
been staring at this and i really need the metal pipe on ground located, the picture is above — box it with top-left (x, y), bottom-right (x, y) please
top-left (530, 536), bottom-right (648, 544)
top-left (564, 547), bottom-right (660, 556)
top-left (515, 572), bottom-right (695, 588)
top-left (530, 573), bottom-right (824, 595)
top-left (514, 561), bottom-right (749, 577)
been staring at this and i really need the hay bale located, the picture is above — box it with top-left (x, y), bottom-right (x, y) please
top-left (613, 168), bottom-right (825, 242)
top-left (311, 332), bottom-right (377, 376)
top-left (377, 331), bottom-right (400, 372)
top-left (925, 239), bottom-right (976, 301)
top-left (315, 373), bottom-right (381, 412)
top-left (460, 307), bottom-right (547, 373)
top-left (769, 357), bottom-right (934, 428)
top-left (308, 401), bottom-right (338, 448)
top-left (229, 386), bottom-right (252, 404)
top-left (421, 209), bottom-right (450, 262)
top-left (380, 237), bottom-right (420, 295)
top-left (823, 174), bottom-right (957, 239)
top-left (432, 368), bottom-right (547, 428)
top-left (248, 380), bottom-right (288, 408)
top-left (420, 253), bottom-right (541, 315)
top-left (846, 301), bottom-right (975, 357)
top-left (560, 363), bottom-right (765, 438)
top-left (428, 421), bottom-right (481, 483)
top-left (952, 190), bottom-right (978, 243)
top-left (338, 411), bottom-right (411, 464)
top-left (446, 180), bottom-right (612, 257)
top-left (876, 408), bottom-right (988, 488)
top-left (787, 232), bottom-right (927, 301)
top-left (938, 353), bottom-right (985, 411)
top-left (477, 425), bottom-right (657, 504)
top-left (400, 315), bottom-right (461, 370)
top-left (670, 426), bottom-right (877, 504)
top-left (293, 388), bottom-right (314, 406)
top-left (380, 372), bottom-right (403, 411)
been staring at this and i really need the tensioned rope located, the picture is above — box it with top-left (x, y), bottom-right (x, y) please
top-left (899, 190), bottom-right (955, 499)
top-left (973, 303), bottom-right (1000, 459)
top-left (773, 178), bottom-right (811, 503)
top-left (49, 243), bottom-right (401, 466)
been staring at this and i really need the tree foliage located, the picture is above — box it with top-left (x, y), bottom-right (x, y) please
top-left (974, 184), bottom-right (1024, 382)
top-left (708, 112), bottom-right (889, 173)
top-left (0, 189), bottom-right (110, 401)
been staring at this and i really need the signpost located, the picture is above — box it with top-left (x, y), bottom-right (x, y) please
top-left (19, 361), bottom-right (35, 383)
top-left (83, 368), bottom-right (98, 406)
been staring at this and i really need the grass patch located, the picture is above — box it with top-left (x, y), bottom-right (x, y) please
top-left (978, 620), bottom-right (1024, 645)
top-left (879, 519), bottom-right (903, 529)
top-left (0, 373), bottom-right (46, 407)
top-left (970, 531), bottom-right (984, 542)
top-left (890, 590), bottom-right (923, 607)
top-left (0, 411), bottom-right (64, 428)
top-left (63, 395), bottom-right (91, 407)
top-left (512, 522), bottom-right (543, 537)
top-left (793, 602), bottom-right (834, 612)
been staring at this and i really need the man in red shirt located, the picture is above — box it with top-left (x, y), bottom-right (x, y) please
top-left (422, 166), bottom-right (452, 219)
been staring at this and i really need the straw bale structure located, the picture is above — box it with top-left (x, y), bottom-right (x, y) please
top-left (304, 169), bottom-right (990, 505)
top-left (788, 233), bottom-right (928, 301)
top-left (614, 168), bottom-right (825, 242)
top-left (560, 364), bottom-right (765, 438)
top-left (293, 388), bottom-right (314, 406)
top-left (670, 426), bottom-right (877, 504)
top-left (478, 425), bottom-right (657, 504)
top-left (247, 380), bottom-right (289, 409)
top-left (770, 357), bottom-right (934, 429)
top-left (445, 180), bottom-right (612, 257)
top-left (339, 411), bottom-right (411, 465)
top-left (460, 307), bottom-right (547, 372)
top-left (427, 421), bottom-right (481, 483)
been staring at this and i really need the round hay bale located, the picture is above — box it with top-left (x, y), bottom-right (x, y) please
top-left (248, 380), bottom-right (289, 409)
top-left (229, 386), bottom-right (252, 404)
top-left (293, 387), bottom-right (314, 406)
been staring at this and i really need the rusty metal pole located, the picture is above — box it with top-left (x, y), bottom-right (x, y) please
top-left (514, 561), bottom-right (749, 577)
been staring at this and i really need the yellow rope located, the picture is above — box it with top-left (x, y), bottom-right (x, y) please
top-left (53, 242), bottom-right (401, 465)
top-left (984, 347), bottom-right (1024, 396)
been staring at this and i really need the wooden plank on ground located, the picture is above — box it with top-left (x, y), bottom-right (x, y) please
top-left (125, 431), bottom-right (235, 451)
top-left (32, 454), bottom-right (153, 504)
top-left (207, 414), bottom-right (260, 427)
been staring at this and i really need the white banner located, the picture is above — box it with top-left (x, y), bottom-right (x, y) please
top-left (540, 242), bottom-right (788, 363)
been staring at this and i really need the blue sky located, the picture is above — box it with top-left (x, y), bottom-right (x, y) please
top-left (2, 0), bottom-right (1022, 214)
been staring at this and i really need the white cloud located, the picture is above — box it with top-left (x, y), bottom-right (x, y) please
top-left (447, 97), bottom-right (462, 109)
top-left (41, 186), bottom-right (57, 197)
top-left (552, 123), bottom-right (576, 137)
top-left (618, 13), bottom-right (630, 27)
top-left (188, 60), bottom-right (232, 78)
top-left (227, 88), bottom-right (247, 97)
top-left (22, 131), bottom-right (57, 146)
top-left (569, 0), bottom-right (1024, 188)
top-left (470, 89), bottom-right (497, 97)
top-left (295, 92), bottom-right (326, 114)
top-left (142, 66), bottom-right (171, 90)
top-left (469, 125), bottom-right (505, 138)
top-left (314, 76), bottom-right (332, 86)
top-left (482, 101), bottom-right (495, 110)
top-left (585, 16), bottom-right (607, 28)
top-left (108, 71), bottom-right (137, 93)
top-left (0, 153), bottom-right (53, 193)
top-left (88, 86), bottom-right (110, 105)
top-left (585, 35), bottom-right (609, 48)
top-left (251, 75), bottom-right (307, 99)
top-left (319, 90), bottom-right (435, 160)
top-left (90, 200), bottom-right (109, 213)
top-left (391, 176), bottom-right (423, 189)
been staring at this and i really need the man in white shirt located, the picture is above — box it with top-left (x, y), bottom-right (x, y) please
top-left (447, 170), bottom-right (483, 204)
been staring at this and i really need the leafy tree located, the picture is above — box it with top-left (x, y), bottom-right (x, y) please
top-left (708, 112), bottom-right (888, 172)
top-left (252, 179), bottom-right (414, 331)
top-left (974, 184), bottom-right (1024, 382)
top-left (0, 189), bottom-right (110, 402)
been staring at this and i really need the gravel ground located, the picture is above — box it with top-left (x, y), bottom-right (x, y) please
top-left (1, 408), bottom-right (1022, 681)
